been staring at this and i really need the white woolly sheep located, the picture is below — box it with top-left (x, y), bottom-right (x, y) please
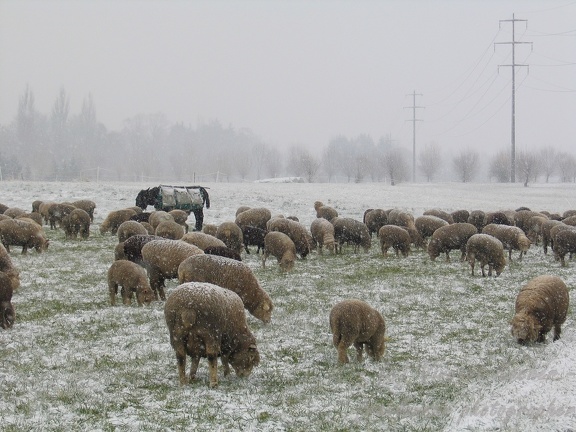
top-left (465, 233), bottom-right (506, 277)
top-left (235, 207), bottom-right (272, 231)
top-left (61, 208), bottom-right (91, 240)
top-left (329, 299), bottom-right (386, 364)
top-left (155, 220), bottom-right (185, 240)
top-left (310, 218), bottom-right (336, 254)
top-left (0, 218), bottom-right (49, 254)
top-left (0, 272), bottom-right (16, 329)
top-left (107, 260), bottom-right (155, 306)
top-left (181, 232), bottom-right (226, 250)
top-left (0, 244), bottom-right (20, 290)
top-left (268, 217), bottom-right (311, 258)
top-left (164, 282), bottom-right (260, 387)
top-left (178, 254), bottom-right (273, 323)
top-left (215, 221), bottom-right (244, 255)
top-left (262, 231), bottom-right (296, 272)
top-left (100, 208), bottom-right (138, 235)
top-left (510, 275), bottom-right (569, 344)
top-left (378, 225), bottom-right (411, 258)
top-left (117, 220), bottom-right (149, 243)
top-left (481, 223), bottom-right (531, 260)
top-left (427, 222), bottom-right (477, 262)
top-left (314, 201), bottom-right (338, 222)
top-left (332, 217), bottom-right (371, 253)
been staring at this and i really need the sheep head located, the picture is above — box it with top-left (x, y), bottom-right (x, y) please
top-left (510, 312), bottom-right (540, 344)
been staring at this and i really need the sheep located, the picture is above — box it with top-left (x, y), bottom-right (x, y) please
top-left (267, 217), bottom-right (311, 258)
top-left (0, 203), bottom-right (10, 214)
top-left (48, 203), bottom-right (76, 230)
top-left (451, 209), bottom-right (470, 224)
top-left (202, 224), bottom-right (218, 237)
top-left (562, 215), bottom-right (576, 226)
top-left (525, 215), bottom-right (550, 245)
top-left (100, 208), bottom-right (138, 235)
top-left (122, 234), bottom-right (163, 266)
top-left (141, 239), bottom-right (204, 300)
top-left (414, 215), bottom-right (448, 246)
top-left (514, 210), bottom-right (547, 235)
top-left (329, 299), bottom-right (386, 364)
top-left (61, 208), bottom-right (91, 240)
top-left (130, 212), bottom-right (152, 223)
top-left (148, 210), bottom-right (174, 231)
top-left (364, 209), bottom-right (389, 237)
top-left (467, 210), bottom-right (486, 233)
top-left (332, 217), bottom-right (371, 253)
top-left (38, 201), bottom-right (57, 226)
top-left (235, 207), bottom-right (272, 232)
top-left (107, 260), bottom-right (155, 306)
top-left (117, 220), bottom-right (149, 243)
top-left (114, 242), bottom-right (127, 261)
top-left (18, 212), bottom-right (43, 226)
top-left (314, 201), bottom-right (338, 222)
top-left (427, 222), bottom-right (477, 262)
top-left (241, 226), bottom-right (267, 254)
top-left (481, 223), bottom-right (531, 260)
top-left (378, 225), bottom-right (411, 258)
top-left (465, 233), bottom-right (506, 277)
top-left (386, 209), bottom-right (422, 246)
top-left (541, 219), bottom-right (563, 255)
top-left (141, 222), bottom-right (155, 235)
top-left (181, 232), bottom-right (226, 250)
top-left (72, 199), bottom-right (96, 222)
top-left (310, 218), bottom-right (336, 254)
top-left (155, 220), bottom-right (185, 240)
top-left (552, 227), bottom-right (576, 267)
top-left (423, 209), bottom-right (454, 224)
top-left (178, 254), bottom-right (273, 322)
top-left (203, 245), bottom-right (242, 261)
top-left (235, 205), bottom-right (251, 216)
top-left (0, 272), bottom-right (16, 329)
top-left (484, 211), bottom-right (513, 226)
top-left (562, 209), bottom-right (576, 219)
top-left (215, 221), bottom-right (244, 255)
top-left (0, 218), bottom-right (49, 254)
top-left (0, 244), bottom-right (20, 290)
top-left (168, 209), bottom-right (190, 233)
top-left (3, 207), bottom-right (27, 218)
top-left (0, 214), bottom-right (11, 223)
top-left (164, 282), bottom-right (260, 387)
top-left (510, 275), bottom-right (569, 344)
top-left (262, 231), bottom-right (296, 272)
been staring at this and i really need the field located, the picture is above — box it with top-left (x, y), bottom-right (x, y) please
top-left (1, 181), bottom-right (575, 431)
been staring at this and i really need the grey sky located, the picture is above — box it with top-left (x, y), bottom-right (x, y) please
top-left (1, 0), bottom-right (574, 155)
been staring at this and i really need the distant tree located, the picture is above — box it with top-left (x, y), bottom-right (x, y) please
top-left (325, 135), bottom-right (354, 182)
top-left (489, 150), bottom-right (511, 183)
top-left (516, 150), bottom-right (539, 187)
top-left (287, 146), bottom-right (320, 182)
top-left (557, 152), bottom-right (576, 182)
top-left (418, 141), bottom-right (442, 182)
top-left (538, 146), bottom-right (558, 183)
top-left (452, 149), bottom-right (479, 183)
top-left (353, 134), bottom-right (376, 182)
top-left (264, 147), bottom-right (282, 178)
top-left (321, 145), bottom-right (339, 182)
top-left (384, 147), bottom-right (409, 186)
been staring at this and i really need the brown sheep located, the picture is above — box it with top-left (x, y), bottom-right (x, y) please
top-left (314, 201), bottom-right (338, 222)
top-left (552, 227), bottom-right (576, 267)
top-left (510, 275), bottom-right (569, 344)
top-left (0, 244), bottom-right (20, 290)
top-left (378, 225), bottom-right (411, 258)
top-left (48, 203), bottom-right (76, 230)
top-left (332, 217), bottom-right (371, 253)
top-left (465, 233), bottom-right (506, 277)
top-left (3, 207), bottom-right (27, 218)
top-left (541, 219), bottom-right (563, 255)
top-left (235, 207), bottom-right (272, 231)
top-left (481, 224), bottom-right (531, 260)
top-left (100, 208), bottom-right (138, 235)
top-left (18, 212), bottom-right (43, 226)
top-left (168, 209), bottom-right (190, 233)
top-left (514, 210), bottom-right (547, 235)
top-left (562, 209), bottom-right (576, 219)
top-left (329, 299), bottom-right (386, 364)
top-left (203, 245), bottom-right (242, 261)
top-left (414, 215), bottom-right (448, 246)
top-left (451, 209), bottom-right (470, 224)
top-left (202, 224), bottom-right (218, 237)
top-left (0, 214), bottom-right (11, 223)
top-left (0, 203), bottom-right (9, 214)
top-left (423, 209), bottom-right (454, 224)
top-left (310, 218), bottom-right (336, 254)
top-left (122, 234), bottom-right (163, 266)
top-left (235, 205), bottom-right (251, 216)
top-left (38, 201), bottom-right (57, 225)
top-left (387, 209), bottom-right (422, 246)
top-left (0, 272), bottom-right (16, 329)
top-left (141, 239), bottom-right (204, 300)
top-left (241, 226), bottom-right (267, 254)
top-left (155, 220), bottom-right (185, 240)
top-left (117, 220), bottom-right (149, 243)
top-left (364, 209), bottom-right (389, 237)
top-left (61, 208), bottom-right (91, 240)
top-left (107, 260), bottom-right (154, 306)
top-left (262, 231), bottom-right (296, 272)
top-left (148, 210), bottom-right (174, 231)
top-left (467, 210), bottom-right (486, 233)
top-left (0, 218), bottom-right (49, 254)
top-left (562, 215), bottom-right (576, 226)
top-left (215, 221), bottom-right (244, 255)
top-left (525, 215), bottom-right (550, 245)
top-left (181, 232), bottom-right (226, 250)
top-left (72, 199), bottom-right (96, 222)
top-left (267, 217), bottom-right (311, 258)
top-left (178, 254), bottom-right (273, 323)
top-left (164, 282), bottom-right (260, 387)
top-left (428, 222), bottom-right (477, 262)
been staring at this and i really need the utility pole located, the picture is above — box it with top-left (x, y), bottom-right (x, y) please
top-left (404, 91), bottom-right (423, 182)
top-left (495, 13), bottom-right (532, 183)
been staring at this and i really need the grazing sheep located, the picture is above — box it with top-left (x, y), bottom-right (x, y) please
top-left (467, 210), bottom-right (486, 233)
top-left (0, 203), bottom-right (9, 214)
top-left (364, 209), bottom-right (389, 237)
top-left (130, 212), bottom-right (152, 223)
top-left (423, 209), bottom-right (454, 224)
top-left (241, 226), bottom-right (267, 254)
top-left (514, 210), bottom-right (547, 235)
top-left (122, 234), bottom-right (163, 266)
top-left (215, 222), bottom-right (244, 255)
top-left (562, 209), bottom-right (576, 219)
top-left (387, 209), bottom-right (422, 246)
top-left (114, 242), bottom-right (127, 261)
top-left (0, 244), bottom-right (20, 290)
top-left (72, 199), bottom-right (96, 222)
top-left (100, 208), bottom-right (138, 235)
top-left (332, 217), bottom-right (371, 253)
top-left (181, 232), bottom-right (226, 250)
top-left (164, 282), bottom-right (260, 387)
top-left (0, 272), bottom-right (16, 329)
top-left (18, 212), bottom-right (43, 226)
top-left (268, 217), bottom-right (311, 258)
top-left (178, 254), bottom-right (273, 323)
top-left (481, 223), bottom-right (531, 260)
top-left (148, 210), bottom-right (174, 231)
top-left (310, 218), bottom-right (336, 254)
top-left (202, 224), bottom-right (218, 237)
top-left (428, 222), bottom-right (477, 262)
top-left (155, 220), bottom-right (185, 240)
top-left (314, 201), bottom-right (338, 222)
top-left (329, 299), bottom-right (386, 364)
top-left (378, 225), bottom-right (411, 258)
top-left (465, 233), bottom-right (506, 277)
top-left (414, 215), bottom-right (448, 246)
top-left (203, 245), bottom-right (242, 261)
top-left (510, 275), bottom-right (569, 344)
top-left (262, 231), bottom-right (296, 272)
top-left (38, 201), bottom-right (57, 225)
top-left (235, 207), bottom-right (272, 231)
top-left (562, 215), bottom-right (576, 226)
top-left (61, 208), bottom-right (91, 240)
top-left (552, 227), bottom-right (576, 267)
top-left (451, 209), bottom-right (470, 224)
top-left (525, 215), bottom-right (550, 245)
top-left (0, 218), bottom-right (49, 254)
top-left (141, 239), bottom-right (204, 300)
top-left (117, 220), bottom-right (149, 243)
top-left (168, 209), bottom-right (190, 233)
top-left (541, 219), bottom-right (563, 255)
top-left (3, 207), bottom-right (27, 218)
top-left (484, 211), bottom-right (513, 226)
top-left (140, 222), bottom-right (154, 235)
top-left (107, 260), bottom-right (154, 306)
top-left (235, 205), bottom-right (251, 216)
top-left (48, 203), bottom-right (76, 230)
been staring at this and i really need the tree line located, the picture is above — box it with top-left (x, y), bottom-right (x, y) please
top-left (1, 86), bottom-right (574, 184)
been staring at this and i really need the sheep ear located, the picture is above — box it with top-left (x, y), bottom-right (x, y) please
top-left (262, 303), bottom-right (270, 311)
top-left (249, 344), bottom-right (257, 351)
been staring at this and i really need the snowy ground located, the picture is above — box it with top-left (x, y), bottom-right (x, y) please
top-left (1, 180), bottom-right (575, 431)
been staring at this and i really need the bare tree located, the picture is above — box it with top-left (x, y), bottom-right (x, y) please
top-left (265, 147), bottom-right (282, 178)
top-left (287, 146), bottom-right (320, 182)
top-left (489, 150), bottom-right (511, 182)
top-left (452, 149), bottom-right (479, 183)
top-left (418, 141), bottom-right (442, 182)
top-left (384, 147), bottom-right (409, 186)
top-left (321, 146), bottom-right (339, 182)
top-left (539, 146), bottom-right (557, 183)
top-left (557, 152), bottom-right (576, 182)
top-left (516, 150), bottom-right (539, 187)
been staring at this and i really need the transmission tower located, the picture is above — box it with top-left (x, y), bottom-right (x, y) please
top-left (404, 91), bottom-right (423, 182)
top-left (495, 14), bottom-right (532, 183)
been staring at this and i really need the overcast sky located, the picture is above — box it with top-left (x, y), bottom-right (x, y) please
top-left (1, 0), bottom-right (575, 155)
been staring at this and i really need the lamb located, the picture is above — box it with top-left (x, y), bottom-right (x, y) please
top-left (0, 272), bottom-right (16, 329)
top-left (262, 231), bottom-right (297, 272)
top-left (0, 244), bottom-right (20, 290)
top-left (378, 225), bottom-right (411, 258)
top-left (363, 209), bottom-right (389, 237)
top-left (215, 221), bottom-right (244, 255)
top-left (107, 260), bottom-right (155, 306)
top-left (168, 209), bottom-right (190, 233)
top-left (481, 223), bottom-right (531, 260)
top-left (72, 199), bottom-right (97, 222)
top-left (329, 299), bottom-right (386, 364)
top-left (122, 234), bottom-right (163, 266)
top-left (465, 233), bottom-right (506, 277)
top-left (164, 282), bottom-right (260, 387)
top-left (203, 245), bottom-right (242, 261)
top-left (552, 227), bottom-right (576, 267)
top-left (141, 239), bottom-right (204, 300)
top-left (414, 215), bottom-right (448, 246)
top-left (181, 232), bottom-right (227, 250)
top-left (100, 208), bottom-right (138, 235)
top-left (427, 222), bottom-right (477, 262)
top-left (0, 218), bottom-right (49, 254)
top-left (450, 209), bottom-right (470, 224)
top-left (234, 207), bottom-right (272, 231)
top-left (61, 208), bottom-right (91, 239)
top-left (332, 217), bottom-right (371, 253)
top-left (267, 217), bottom-right (311, 258)
top-left (314, 201), bottom-right (338, 222)
top-left (155, 220), bottom-right (185, 240)
top-left (310, 218), bottom-right (336, 254)
top-left (467, 210), bottom-right (486, 233)
top-left (510, 275), bottom-right (569, 344)
top-left (541, 219), bottom-right (563, 254)
top-left (241, 226), bottom-right (267, 254)
top-left (117, 220), bottom-right (149, 243)
top-left (178, 254), bottom-right (273, 323)
top-left (148, 210), bottom-right (174, 231)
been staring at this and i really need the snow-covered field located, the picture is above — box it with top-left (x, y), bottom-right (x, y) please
top-left (1, 180), bottom-right (575, 431)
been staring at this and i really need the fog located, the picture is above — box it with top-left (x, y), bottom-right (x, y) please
top-left (1, 0), bottom-right (575, 156)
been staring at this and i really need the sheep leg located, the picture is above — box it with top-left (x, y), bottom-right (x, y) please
top-left (221, 355), bottom-right (231, 376)
top-left (336, 342), bottom-right (350, 364)
top-left (174, 347), bottom-right (188, 385)
top-left (354, 342), bottom-right (364, 362)
top-left (207, 355), bottom-right (219, 387)
top-left (261, 252), bottom-right (268, 268)
top-left (485, 264), bottom-right (490, 277)
top-left (109, 282), bottom-right (118, 306)
top-left (469, 259), bottom-right (475, 276)
top-left (553, 324), bottom-right (562, 341)
top-left (189, 356), bottom-right (201, 381)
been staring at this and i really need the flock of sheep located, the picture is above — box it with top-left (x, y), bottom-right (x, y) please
top-left (0, 196), bottom-right (574, 387)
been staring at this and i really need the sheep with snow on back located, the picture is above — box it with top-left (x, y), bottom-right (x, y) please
top-left (541, 219), bottom-right (563, 255)
top-left (100, 208), bottom-right (138, 235)
top-left (203, 245), bottom-right (242, 261)
top-left (451, 209), bottom-right (470, 224)
top-left (465, 233), bottom-right (506, 277)
top-left (148, 210), bottom-right (174, 231)
top-left (310, 218), bottom-right (336, 254)
top-left (122, 234), bottom-right (163, 266)
top-left (155, 220), bottom-right (185, 240)
top-left (235, 207), bottom-right (272, 232)
top-left (72, 199), bottom-right (96, 222)
top-left (387, 209), bottom-right (422, 247)
top-left (168, 209), bottom-right (190, 233)
top-left (178, 254), bottom-right (273, 323)
top-left (117, 220), bottom-right (149, 243)
top-left (202, 223), bottom-right (218, 237)
top-left (48, 203), bottom-right (76, 230)
top-left (0, 218), bottom-right (49, 254)
top-left (525, 215), bottom-right (550, 245)
top-left (164, 282), bottom-right (260, 387)
top-left (107, 260), bottom-right (154, 306)
top-left (481, 223), bottom-right (531, 260)
top-left (241, 226), bottom-right (267, 254)
top-left (181, 232), bottom-right (226, 250)
top-left (268, 217), bottom-right (311, 258)
top-left (61, 208), bottom-right (91, 240)
top-left (414, 215), bottom-right (448, 247)
top-left (552, 226), bottom-right (576, 267)
top-left (510, 275), bottom-right (569, 344)
top-left (215, 222), bottom-right (244, 256)
top-left (364, 209), bottom-right (389, 237)
top-left (262, 231), bottom-right (296, 272)
top-left (314, 201), bottom-right (338, 222)
top-left (3, 207), bottom-right (27, 219)
top-left (0, 272), bottom-right (16, 329)
top-left (428, 222), bottom-right (477, 262)
top-left (332, 217), bottom-right (371, 253)
top-left (0, 244), bottom-right (20, 290)
top-left (378, 225), bottom-right (411, 258)
top-left (423, 209), bottom-right (454, 224)
top-left (467, 210), bottom-right (486, 233)
top-left (329, 299), bottom-right (386, 364)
